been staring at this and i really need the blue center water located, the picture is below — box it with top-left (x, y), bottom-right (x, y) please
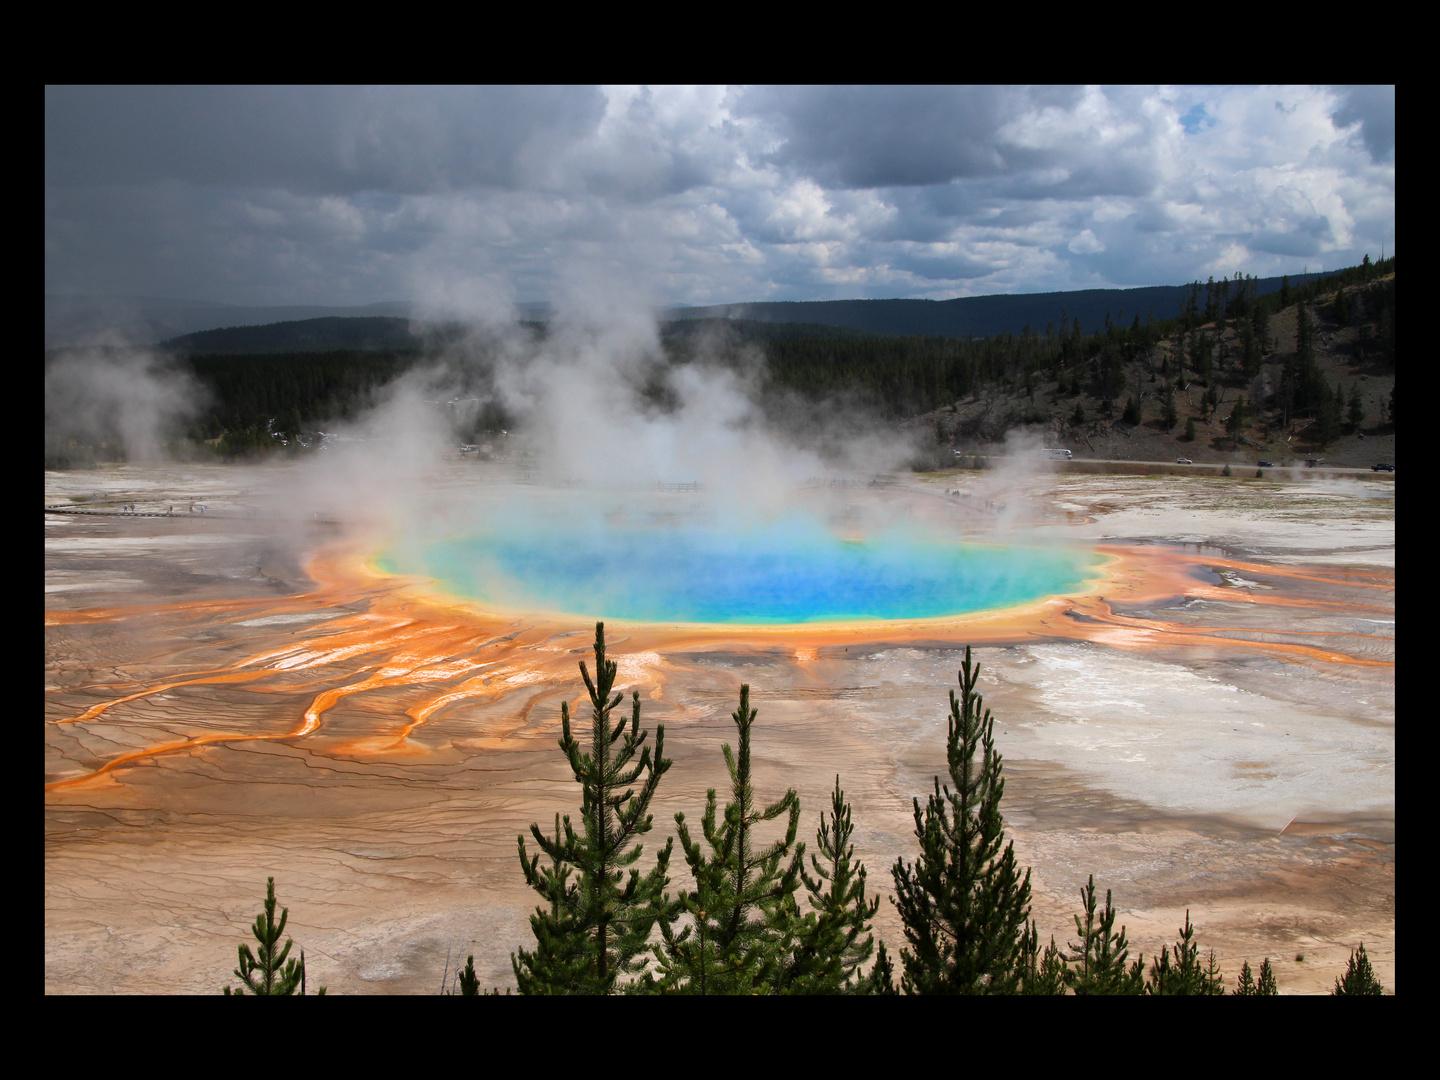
top-left (379, 517), bottom-right (1101, 625)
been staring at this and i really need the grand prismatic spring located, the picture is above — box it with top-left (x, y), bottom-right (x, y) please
top-left (44, 460), bottom-right (1394, 994)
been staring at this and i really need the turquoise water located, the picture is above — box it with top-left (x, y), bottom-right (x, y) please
top-left (379, 518), bottom-right (1102, 625)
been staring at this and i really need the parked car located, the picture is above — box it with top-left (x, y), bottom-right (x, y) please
top-left (1257, 461), bottom-right (1274, 468)
top-left (1372, 463), bottom-right (1395, 472)
top-left (1176, 458), bottom-right (1193, 465)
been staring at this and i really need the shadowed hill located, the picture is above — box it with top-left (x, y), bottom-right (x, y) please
top-left (161, 316), bottom-right (422, 354)
top-left (661, 274), bottom-right (1334, 339)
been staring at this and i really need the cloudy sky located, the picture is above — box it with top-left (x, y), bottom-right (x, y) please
top-left (45, 85), bottom-right (1395, 312)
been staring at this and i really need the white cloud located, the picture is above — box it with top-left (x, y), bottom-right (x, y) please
top-left (1067, 229), bottom-right (1105, 254)
top-left (45, 84), bottom-right (1395, 307)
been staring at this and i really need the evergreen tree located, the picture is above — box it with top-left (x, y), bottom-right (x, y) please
top-left (1202, 948), bottom-right (1225, 992)
top-left (1255, 956), bottom-right (1279, 995)
top-left (1377, 300), bottom-right (1395, 367)
top-left (1070, 400), bottom-right (1086, 427)
top-left (1195, 330), bottom-right (1214, 384)
top-left (1251, 304), bottom-right (1269, 354)
top-left (1347, 384), bottom-right (1364, 429)
top-left (1144, 911), bottom-right (1224, 995)
top-left (450, 954), bottom-right (510, 997)
top-left (1231, 957), bottom-right (1280, 995)
top-left (1232, 960), bottom-right (1258, 995)
top-left (1099, 345), bottom-right (1126, 401)
top-left (1294, 304), bottom-right (1314, 372)
top-left (1064, 875), bottom-right (1145, 995)
top-left (776, 775), bottom-right (881, 993)
top-left (515, 813), bottom-right (578, 987)
top-left (223, 877), bottom-right (325, 995)
top-left (891, 647), bottom-right (1034, 994)
top-left (867, 939), bottom-right (899, 995)
top-left (1184, 417), bottom-right (1197, 442)
top-left (652, 684), bottom-right (803, 994)
top-left (1332, 943), bottom-right (1385, 995)
top-left (457, 955), bottom-right (480, 996)
top-left (1161, 388), bottom-right (1178, 431)
top-left (1240, 321), bottom-right (1261, 380)
top-left (512, 622), bottom-right (675, 994)
top-left (1123, 395), bottom-right (1142, 426)
top-left (1315, 380), bottom-right (1344, 445)
top-left (1018, 923), bottom-right (1070, 995)
top-left (1226, 396), bottom-right (1249, 440)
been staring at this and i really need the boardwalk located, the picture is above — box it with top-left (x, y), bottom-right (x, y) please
top-left (45, 504), bottom-right (230, 519)
top-left (43, 505), bottom-right (341, 525)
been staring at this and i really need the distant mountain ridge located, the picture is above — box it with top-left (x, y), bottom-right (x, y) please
top-left (44, 294), bottom-right (416, 348)
top-left (161, 316), bottom-right (421, 354)
top-left (49, 272), bottom-right (1338, 350)
top-left (659, 273), bottom-right (1332, 338)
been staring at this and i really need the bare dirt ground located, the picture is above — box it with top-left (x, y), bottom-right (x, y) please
top-left (45, 461), bottom-right (1393, 994)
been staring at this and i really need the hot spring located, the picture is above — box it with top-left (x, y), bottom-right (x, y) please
top-left (46, 464), bottom-right (1395, 995)
top-left (376, 512), bottom-right (1104, 625)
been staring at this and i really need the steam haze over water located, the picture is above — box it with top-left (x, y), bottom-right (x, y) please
top-left (377, 513), bottom-right (1105, 624)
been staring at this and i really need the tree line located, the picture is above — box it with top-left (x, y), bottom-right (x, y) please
top-left (182, 349), bottom-right (424, 452)
top-left (225, 625), bottom-right (1388, 996)
top-left (51, 256), bottom-right (1391, 464)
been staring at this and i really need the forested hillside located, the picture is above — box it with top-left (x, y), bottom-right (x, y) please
top-left (162, 316), bottom-right (421, 355)
top-left (44, 259), bottom-right (1395, 466)
top-left (901, 257), bottom-right (1396, 467)
top-left (661, 270), bottom-right (1335, 338)
top-left (183, 350), bottom-right (424, 454)
top-left (663, 258), bottom-right (1396, 466)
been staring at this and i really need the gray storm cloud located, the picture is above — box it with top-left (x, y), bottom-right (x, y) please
top-left (44, 85), bottom-right (610, 195)
top-left (46, 85), bottom-right (1394, 311)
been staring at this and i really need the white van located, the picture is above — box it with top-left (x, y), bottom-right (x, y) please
top-left (1044, 448), bottom-right (1072, 459)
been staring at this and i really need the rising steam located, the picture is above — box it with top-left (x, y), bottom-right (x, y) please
top-left (44, 339), bottom-right (208, 464)
top-left (267, 291), bottom-right (941, 548)
top-left (44, 286), bottom-right (1068, 595)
